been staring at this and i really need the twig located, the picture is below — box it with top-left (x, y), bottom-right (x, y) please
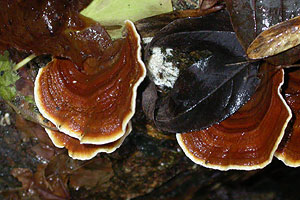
top-left (13, 54), bottom-right (36, 71)
top-left (225, 60), bottom-right (259, 66)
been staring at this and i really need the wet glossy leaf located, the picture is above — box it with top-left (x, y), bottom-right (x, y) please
top-left (0, 0), bottom-right (111, 67)
top-left (142, 82), bottom-right (158, 122)
top-left (154, 33), bottom-right (260, 133)
top-left (135, 4), bottom-right (224, 38)
top-left (247, 16), bottom-right (300, 60)
top-left (226, 0), bottom-right (300, 65)
top-left (69, 157), bottom-right (113, 190)
top-left (143, 16), bottom-right (260, 133)
top-left (144, 10), bottom-right (233, 62)
top-left (199, 0), bottom-right (219, 10)
top-left (11, 164), bottom-right (70, 199)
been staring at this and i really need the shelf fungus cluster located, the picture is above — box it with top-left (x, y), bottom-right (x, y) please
top-left (34, 21), bottom-right (146, 160)
top-left (143, 12), bottom-right (296, 171)
top-left (3, 0), bottom-right (300, 170)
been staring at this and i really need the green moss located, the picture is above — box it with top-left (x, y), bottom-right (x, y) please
top-left (0, 51), bottom-right (19, 101)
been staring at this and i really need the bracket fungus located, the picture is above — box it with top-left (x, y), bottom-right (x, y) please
top-left (176, 65), bottom-right (292, 170)
top-left (0, 0), bottom-right (147, 160)
top-left (34, 20), bottom-right (146, 151)
top-left (276, 69), bottom-right (300, 167)
top-left (45, 123), bottom-right (132, 160)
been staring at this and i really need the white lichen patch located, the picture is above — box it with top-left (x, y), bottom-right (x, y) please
top-left (148, 47), bottom-right (179, 90)
top-left (0, 113), bottom-right (11, 126)
top-left (142, 37), bottom-right (153, 44)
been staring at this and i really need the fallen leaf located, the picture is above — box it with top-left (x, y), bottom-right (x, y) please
top-left (142, 82), bottom-right (158, 122)
top-left (0, 0), bottom-right (112, 67)
top-left (144, 10), bottom-right (233, 61)
top-left (143, 16), bottom-right (260, 133)
top-left (11, 168), bottom-right (33, 190)
top-left (247, 16), bottom-right (300, 60)
top-left (135, 4), bottom-right (224, 38)
top-left (11, 165), bottom-right (70, 200)
top-left (199, 0), bottom-right (219, 10)
top-left (226, 0), bottom-right (300, 65)
top-left (81, 0), bottom-right (173, 38)
top-left (69, 157), bottom-right (113, 190)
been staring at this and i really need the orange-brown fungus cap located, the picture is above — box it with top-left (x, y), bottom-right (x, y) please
top-left (45, 122), bottom-right (132, 160)
top-left (177, 64), bottom-right (291, 170)
top-left (34, 20), bottom-right (146, 144)
top-left (276, 69), bottom-right (300, 166)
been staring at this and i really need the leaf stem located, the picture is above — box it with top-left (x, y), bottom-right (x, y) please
top-left (225, 60), bottom-right (259, 66)
top-left (13, 54), bottom-right (36, 71)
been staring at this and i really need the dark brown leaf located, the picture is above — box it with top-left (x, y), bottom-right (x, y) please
top-left (135, 5), bottom-right (224, 38)
top-left (199, 0), bottom-right (219, 10)
top-left (143, 16), bottom-right (260, 133)
top-left (11, 165), bottom-right (70, 200)
top-left (0, 0), bottom-right (111, 67)
top-left (11, 168), bottom-right (33, 190)
top-left (247, 16), bottom-right (300, 60)
top-left (142, 82), bottom-right (158, 122)
top-left (144, 10), bottom-right (233, 61)
top-left (69, 157), bottom-right (113, 190)
top-left (226, 0), bottom-right (300, 65)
